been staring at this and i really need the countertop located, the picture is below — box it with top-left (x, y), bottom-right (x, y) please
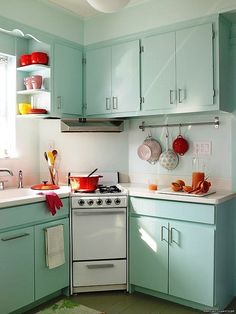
top-left (0, 183), bottom-right (236, 208)
top-left (0, 186), bottom-right (71, 209)
top-left (121, 183), bottom-right (236, 205)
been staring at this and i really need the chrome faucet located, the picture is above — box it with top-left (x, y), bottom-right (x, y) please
top-left (18, 170), bottom-right (23, 188)
top-left (0, 168), bottom-right (13, 190)
top-left (0, 168), bottom-right (13, 176)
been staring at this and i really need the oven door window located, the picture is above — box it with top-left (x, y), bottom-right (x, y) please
top-left (72, 208), bottom-right (126, 260)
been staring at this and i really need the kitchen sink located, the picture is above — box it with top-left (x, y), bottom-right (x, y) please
top-left (0, 188), bottom-right (38, 199)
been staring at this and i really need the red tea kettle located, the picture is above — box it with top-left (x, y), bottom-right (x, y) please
top-left (172, 126), bottom-right (189, 156)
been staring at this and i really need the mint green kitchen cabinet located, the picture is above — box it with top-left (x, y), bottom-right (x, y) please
top-left (0, 197), bottom-right (69, 313)
top-left (53, 43), bottom-right (83, 117)
top-left (129, 196), bottom-right (235, 311)
top-left (130, 216), bottom-right (168, 293)
top-left (86, 46), bottom-right (111, 115)
top-left (168, 221), bottom-right (214, 305)
top-left (86, 40), bottom-right (140, 116)
top-left (35, 218), bottom-right (69, 300)
top-left (0, 227), bottom-right (34, 314)
top-left (130, 214), bottom-right (214, 306)
top-left (141, 23), bottom-right (214, 114)
top-left (141, 31), bottom-right (176, 111)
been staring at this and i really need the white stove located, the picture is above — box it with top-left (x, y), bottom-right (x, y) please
top-left (71, 184), bottom-right (127, 208)
top-left (70, 172), bottom-right (128, 294)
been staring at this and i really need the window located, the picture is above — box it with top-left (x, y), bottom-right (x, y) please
top-left (0, 53), bottom-right (16, 158)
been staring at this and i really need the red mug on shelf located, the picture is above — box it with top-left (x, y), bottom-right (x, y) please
top-left (23, 77), bottom-right (33, 90)
top-left (31, 75), bottom-right (42, 89)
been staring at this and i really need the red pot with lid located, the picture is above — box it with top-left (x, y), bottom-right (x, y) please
top-left (69, 175), bottom-right (103, 192)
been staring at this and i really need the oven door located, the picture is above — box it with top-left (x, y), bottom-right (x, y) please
top-left (72, 207), bottom-right (126, 260)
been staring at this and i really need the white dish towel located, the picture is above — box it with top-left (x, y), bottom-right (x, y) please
top-left (45, 224), bottom-right (65, 269)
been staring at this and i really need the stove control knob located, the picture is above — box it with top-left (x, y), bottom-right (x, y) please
top-left (96, 199), bottom-right (103, 206)
top-left (105, 198), bottom-right (112, 205)
top-left (114, 198), bottom-right (121, 205)
top-left (87, 199), bottom-right (94, 206)
top-left (78, 199), bottom-right (85, 206)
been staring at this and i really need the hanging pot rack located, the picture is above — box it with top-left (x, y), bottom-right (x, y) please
top-left (139, 116), bottom-right (219, 131)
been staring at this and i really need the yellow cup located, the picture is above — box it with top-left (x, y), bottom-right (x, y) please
top-left (18, 103), bottom-right (31, 115)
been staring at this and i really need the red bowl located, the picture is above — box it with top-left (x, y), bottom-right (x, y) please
top-left (20, 54), bottom-right (32, 66)
top-left (31, 52), bottom-right (48, 65)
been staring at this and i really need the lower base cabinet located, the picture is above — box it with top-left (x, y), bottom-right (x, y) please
top-left (129, 196), bottom-right (234, 311)
top-left (130, 216), bottom-right (214, 306)
top-left (0, 227), bottom-right (34, 314)
top-left (35, 218), bottom-right (69, 300)
top-left (0, 199), bottom-right (69, 314)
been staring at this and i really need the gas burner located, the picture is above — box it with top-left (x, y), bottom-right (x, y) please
top-left (99, 185), bottom-right (122, 194)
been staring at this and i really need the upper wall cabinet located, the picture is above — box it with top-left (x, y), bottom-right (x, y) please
top-left (13, 28), bottom-right (83, 118)
top-left (85, 40), bottom-right (140, 116)
top-left (52, 43), bottom-right (83, 117)
top-left (141, 23), bottom-right (214, 114)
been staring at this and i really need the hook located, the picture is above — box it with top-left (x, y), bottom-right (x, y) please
top-left (179, 124), bottom-right (182, 135)
top-left (165, 126), bottom-right (169, 138)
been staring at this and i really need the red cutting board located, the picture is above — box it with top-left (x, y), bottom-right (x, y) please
top-left (31, 183), bottom-right (59, 190)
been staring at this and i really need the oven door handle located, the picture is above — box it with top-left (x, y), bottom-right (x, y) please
top-left (86, 263), bottom-right (114, 269)
top-left (73, 209), bottom-right (126, 215)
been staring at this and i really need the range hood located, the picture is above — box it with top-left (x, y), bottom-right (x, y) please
top-left (61, 118), bottom-right (124, 133)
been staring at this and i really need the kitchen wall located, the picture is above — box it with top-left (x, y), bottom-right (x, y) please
top-left (84, 0), bottom-right (236, 190)
top-left (0, 0), bottom-right (84, 44)
top-left (84, 0), bottom-right (236, 45)
top-left (0, 119), bottom-right (40, 187)
top-left (0, 1), bottom-right (236, 189)
top-left (38, 119), bottom-right (129, 184)
top-left (0, 1), bottom-right (84, 188)
top-left (128, 112), bottom-right (232, 189)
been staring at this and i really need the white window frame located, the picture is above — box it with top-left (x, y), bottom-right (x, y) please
top-left (0, 53), bottom-right (16, 158)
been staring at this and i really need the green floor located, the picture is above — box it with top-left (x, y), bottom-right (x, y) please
top-left (25, 290), bottom-right (236, 314)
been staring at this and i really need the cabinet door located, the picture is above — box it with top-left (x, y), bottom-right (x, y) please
top-left (130, 216), bottom-right (168, 293)
top-left (0, 227), bottom-right (34, 313)
top-left (112, 40), bottom-right (140, 113)
top-left (54, 43), bottom-right (83, 116)
top-left (86, 47), bottom-right (112, 115)
top-left (176, 23), bottom-right (214, 109)
top-left (35, 218), bottom-right (69, 300)
top-left (169, 221), bottom-right (214, 306)
top-left (141, 32), bottom-right (176, 112)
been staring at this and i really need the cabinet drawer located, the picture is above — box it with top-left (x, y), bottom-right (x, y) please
top-left (129, 197), bottom-right (215, 224)
top-left (73, 260), bottom-right (126, 287)
top-left (0, 198), bottom-right (69, 231)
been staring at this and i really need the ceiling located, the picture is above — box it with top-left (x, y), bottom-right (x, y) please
top-left (45, 0), bottom-right (147, 18)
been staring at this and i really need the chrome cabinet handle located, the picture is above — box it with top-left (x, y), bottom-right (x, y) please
top-left (161, 225), bottom-right (168, 243)
top-left (112, 96), bottom-right (118, 110)
top-left (170, 227), bottom-right (179, 245)
top-left (178, 89), bottom-right (186, 103)
top-left (169, 90), bottom-right (175, 104)
top-left (87, 263), bottom-right (114, 269)
top-left (106, 97), bottom-right (111, 110)
top-left (1, 233), bottom-right (30, 241)
top-left (57, 96), bottom-right (62, 109)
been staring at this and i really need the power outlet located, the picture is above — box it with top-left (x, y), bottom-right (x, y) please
top-left (193, 141), bottom-right (212, 156)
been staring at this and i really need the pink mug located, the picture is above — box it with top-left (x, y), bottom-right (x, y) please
top-left (31, 75), bottom-right (42, 89)
top-left (24, 77), bottom-right (33, 90)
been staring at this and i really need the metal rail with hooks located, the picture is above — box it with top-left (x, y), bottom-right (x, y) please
top-left (139, 116), bottom-right (220, 131)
